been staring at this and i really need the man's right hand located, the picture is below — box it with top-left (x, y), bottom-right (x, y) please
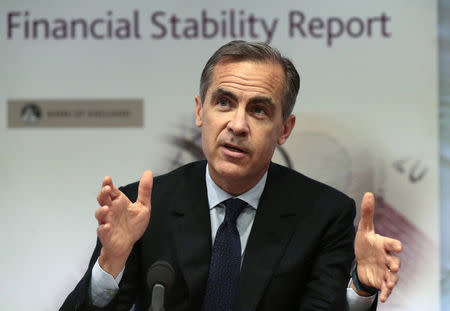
top-left (95, 171), bottom-right (153, 277)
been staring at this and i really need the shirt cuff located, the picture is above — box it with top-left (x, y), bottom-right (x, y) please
top-left (346, 280), bottom-right (377, 311)
top-left (89, 259), bottom-right (125, 307)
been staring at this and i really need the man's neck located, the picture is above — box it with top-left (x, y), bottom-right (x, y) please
top-left (205, 163), bottom-right (267, 209)
top-left (207, 165), bottom-right (269, 196)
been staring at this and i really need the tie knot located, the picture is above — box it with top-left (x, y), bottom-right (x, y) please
top-left (222, 198), bottom-right (247, 224)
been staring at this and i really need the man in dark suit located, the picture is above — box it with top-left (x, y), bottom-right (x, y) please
top-left (61, 41), bottom-right (401, 310)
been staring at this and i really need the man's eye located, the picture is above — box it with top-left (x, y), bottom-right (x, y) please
top-left (253, 106), bottom-right (267, 115)
top-left (217, 99), bottom-right (230, 107)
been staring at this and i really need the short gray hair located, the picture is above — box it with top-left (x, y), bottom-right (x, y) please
top-left (199, 40), bottom-right (300, 121)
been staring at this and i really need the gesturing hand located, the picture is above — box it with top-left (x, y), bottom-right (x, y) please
top-left (95, 171), bottom-right (153, 277)
top-left (354, 192), bottom-right (403, 302)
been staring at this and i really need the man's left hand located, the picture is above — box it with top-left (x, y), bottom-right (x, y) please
top-left (354, 192), bottom-right (403, 302)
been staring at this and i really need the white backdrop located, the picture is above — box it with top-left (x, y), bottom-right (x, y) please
top-left (0, 1), bottom-right (439, 310)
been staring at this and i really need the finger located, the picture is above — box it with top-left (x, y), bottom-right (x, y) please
top-left (97, 185), bottom-right (113, 206)
top-left (384, 237), bottom-right (403, 253)
top-left (101, 175), bottom-right (122, 199)
top-left (379, 280), bottom-right (391, 303)
top-left (358, 192), bottom-right (375, 232)
top-left (137, 170), bottom-right (153, 207)
top-left (386, 255), bottom-right (401, 272)
top-left (95, 206), bottom-right (109, 224)
top-left (109, 181), bottom-right (122, 199)
top-left (97, 223), bottom-right (111, 241)
top-left (385, 269), bottom-right (399, 290)
top-left (102, 176), bottom-right (113, 187)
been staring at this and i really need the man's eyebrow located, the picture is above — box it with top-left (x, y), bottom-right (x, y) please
top-left (211, 88), bottom-right (276, 108)
top-left (248, 96), bottom-right (276, 109)
top-left (211, 88), bottom-right (238, 102)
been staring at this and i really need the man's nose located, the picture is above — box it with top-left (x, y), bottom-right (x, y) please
top-left (227, 107), bottom-right (249, 136)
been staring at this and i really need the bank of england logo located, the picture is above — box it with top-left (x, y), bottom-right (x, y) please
top-left (20, 103), bottom-right (41, 125)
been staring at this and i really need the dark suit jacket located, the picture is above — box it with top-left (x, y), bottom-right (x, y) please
top-left (61, 160), bottom-right (374, 311)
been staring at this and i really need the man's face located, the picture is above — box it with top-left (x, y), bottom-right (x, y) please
top-left (195, 58), bottom-right (296, 195)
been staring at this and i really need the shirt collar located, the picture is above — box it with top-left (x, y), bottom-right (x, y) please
top-left (205, 163), bottom-right (267, 210)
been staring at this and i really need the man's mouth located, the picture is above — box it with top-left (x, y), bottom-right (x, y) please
top-left (223, 143), bottom-right (246, 154)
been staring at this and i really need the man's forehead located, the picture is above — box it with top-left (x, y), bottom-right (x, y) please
top-left (207, 58), bottom-right (285, 96)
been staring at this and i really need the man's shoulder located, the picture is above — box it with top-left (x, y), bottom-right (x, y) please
top-left (154, 160), bottom-right (206, 187)
top-left (119, 161), bottom-right (206, 201)
top-left (268, 162), bottom-right (354, 206)
top-left (160, 160), bottom-right (207, 178)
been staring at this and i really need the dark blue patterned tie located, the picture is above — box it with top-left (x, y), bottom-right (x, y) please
top-left (203, 198), bottom-right (247, 311)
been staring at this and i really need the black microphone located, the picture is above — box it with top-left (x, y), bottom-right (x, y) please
top-left (147, 260), bottom-right (175, 311)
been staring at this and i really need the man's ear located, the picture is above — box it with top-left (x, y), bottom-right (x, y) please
top-left (195, 95), bottom-right (203, 127)
top-left (277, 115), bottom-right (296, 145)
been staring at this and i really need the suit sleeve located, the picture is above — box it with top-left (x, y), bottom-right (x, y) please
top-left (298, 198), bottom-right (356, 311)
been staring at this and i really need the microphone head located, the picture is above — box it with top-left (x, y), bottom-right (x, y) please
top-left (146, 260), bottom-right (175, 293)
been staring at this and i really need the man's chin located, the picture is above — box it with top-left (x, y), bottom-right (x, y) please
top-left (209, 160), bottom-right (265, 183)
top-left (208, 160), bottom-right (246, 178)
top-left (213, 163), bottom-right (247, 180)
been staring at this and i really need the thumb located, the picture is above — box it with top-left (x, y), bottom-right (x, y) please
top-left (358, 192), bottom-right (375, 232)
top-left (137, 170), bottom-right (153, 207)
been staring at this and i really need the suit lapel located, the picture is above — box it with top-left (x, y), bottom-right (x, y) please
top-left (171, 162), bottom-right (212, 306)
top-left (236, 163), bottom-right (299, 311)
